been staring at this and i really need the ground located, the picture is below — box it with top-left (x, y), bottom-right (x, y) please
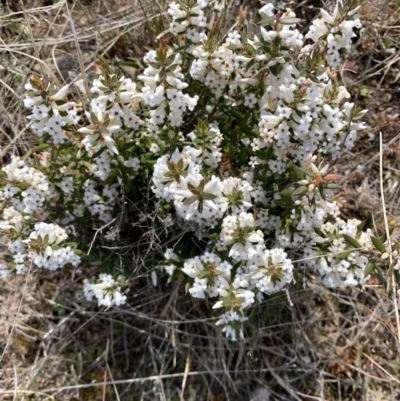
top-left (1, 0), bottom-right (400, 400)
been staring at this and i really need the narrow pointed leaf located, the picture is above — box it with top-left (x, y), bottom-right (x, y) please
top-left (202, 193), bottom-right (218, 200)
top-left (343, 234), bottom-right (361, 249)
top-left (371, 236), bottom-right (386, 254)
top-left (388, 261), bottom-right (397, 275)
top-left (90, 112), bottom-right (99, 125)
top-left (374, 264), bottom-right (386, 285)
top-left (183, 196), bottom-right (197, 205)
top-left (337, 250), bottom-right (352, 261)
top-left (281, 189), bottom-right (294, 197)
top-left (394, 269), bottom-right (400, 285)
top-left (356, 221), bottom-right (366, 234)
top-left (280, 18), bottom-right (302, 25)
top-left (364, 261), bottom-right (375, 277)
top-left (293, 186), bottom-right (308, 196)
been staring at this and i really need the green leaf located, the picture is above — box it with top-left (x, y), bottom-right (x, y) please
top-left (356, 221), bottom-right (366, 234)
top-left (280, 189), bottom-right (294, 198)
top-left (185, 282), bottom-right (191, 294)
top-left (260, 15), bottom-right (275, 26)
top-left (280, 18), bottom-right (302, 25)
top-left (292, 164), bottom-right (313, 179)
top-left (342, 234), bottom-right (362, 249)
top-left (92, 146), bottom-right (107, 159)
top-left (374, 264), bottom-right (386, 285)
top-left (63, 242), bottom-right (77, 247)
top-left (32, 134), bottom-right (43, 145)
top-left (314, 228), bottom-right (326, 238)
top-left (292, 186), bottom-right (308, 197)
top-left (337, 250), bottom-right (352, 261)
top-left (90, 112), bottom-right (99, 125)
top-left (174, 17), bottom-right (187, 24)
top-left (326, 183), bottom-right (340, 189)
top-left (202, 193), bottom-right (218, 200)
top-left (269, 64), bottom-right (280, 76)
top-left (15, 182), bottom-right (31, 190)
top-left (364, 261), bottom-right (375, 277)
top-left (294, 109), bottom-right (303, 118)
top-left (183, 196), bottom-right (197, 205)
top-left (387, 361), bottom-right (400, 371)
top-left (388, 261), bottom-right (397, 275)
top-left (221, 297), bottom-right (233, 308)
top-left (120, 141), bottom-right (137, 151)
top-left (273, 198), bottom-right (292, 207)
top-left (198, 176), bottom-right (209, 191)
top-left (394, 269), bottom-right (400, 285)
top-left (32, 144), bottom-right (51, 152)
top-left (371, 236), bottom-right (386, 254)
top-left (103, 117), bottom-right (110, 127)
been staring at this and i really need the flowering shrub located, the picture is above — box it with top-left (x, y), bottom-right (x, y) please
top-left (1, 0), bottom-right (390, 340)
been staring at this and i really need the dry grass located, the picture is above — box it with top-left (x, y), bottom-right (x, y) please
top-left (1, 0), bottom-right (400, 400)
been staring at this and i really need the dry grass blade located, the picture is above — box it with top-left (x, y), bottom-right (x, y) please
top-left (1, 1), bottom-right (400, 400)
top-left (63, 0), bottom-right (91, 99)
top-left (0, 263), bottom-right (33, 365)
top-left (380, 131), bottom-right (400, 351)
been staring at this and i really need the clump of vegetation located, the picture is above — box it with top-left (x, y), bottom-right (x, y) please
top-left (1, 0), bottom-right (400, 399)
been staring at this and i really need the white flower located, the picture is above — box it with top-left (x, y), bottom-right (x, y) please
top-left (182, 252), bottom-right (232, 298)
top-left (52, 84), bottom-right (70, 101)
top-left (320, 9), bottom-right (335, 25)
top-left (84, 274), bottom-right (126, 307)
top-left (174, 174), bottom-right (222, 220)
top-left (152, 149), bottom-right (189, 201)
top-left (79, 109), bottom-right (120, 155)
top-left (59, 177), bottom-right (74, 193)
top-left (124, 157), bottom-right (140, 171)
top-left (215, 311), bottom-right (248, 341)
top-left (28, 222), bottom-right (68, 244)
top-left (220, 177), bottom-right (253, 214)
top-left (259, 4), bottom-right (275, 16)
top-left (44, 114), bottom-right (67, 144)
top-left (248, 249), bottom-right (294, 294)
top-left (220, 213), bottom-right (264, 261)
top-left (0, 263), bottom-right (9, 278)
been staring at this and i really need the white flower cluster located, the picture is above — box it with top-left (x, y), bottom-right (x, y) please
top-left (304, 218), bottom-right (373, 287)
top-left (24, 79), bottom-right (80, 144)
top-left (27, 222), bottom-right (80, 271)
top-left (306, 4), bottom-right (362, 67)
top-left (83, 274), bottom-right (127, 307)
top-left (182, 252), bottom-right (232, 298)
top-left (152, 1), bottom-right (371, 339)
top-left (0, 154), bottom-right (80, 275)
top-left (0, 156), bottom-right (54, 214)
top-left (90, 75), bottom-right (141, 129)
top-left (0, 206), bottom-right (80, 275)
top-left (77, 75), bottom-right (142, 173)
top-left (1, 1), bottom-right (376, 339)
top-left (82, 179), bottom-right (114, 222)
top-left (168, 0), bottom-right (209, 43)
top-left (138, 50), bottom-right (199, 129)
top-left (215, 311), bottom-right (248, 342)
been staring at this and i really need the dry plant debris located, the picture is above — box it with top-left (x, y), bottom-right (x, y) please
top-left (1, 0), bottom-right (400, 400)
